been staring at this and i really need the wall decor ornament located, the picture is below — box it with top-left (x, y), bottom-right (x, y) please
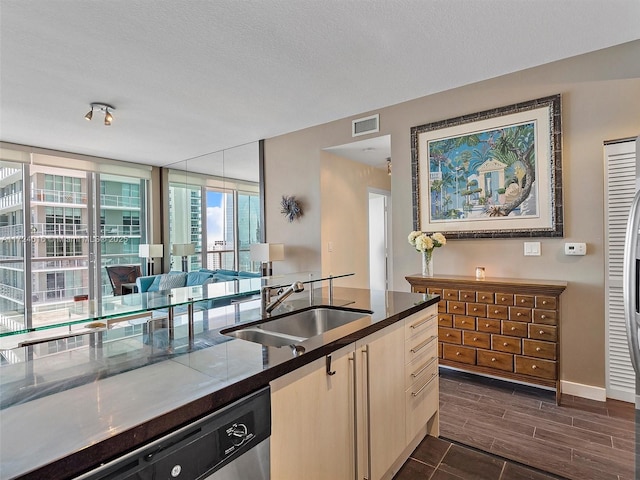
top-left (411, 94), bottom-right (563, 239)
top-left (281, 195), bottom-right (303, 222)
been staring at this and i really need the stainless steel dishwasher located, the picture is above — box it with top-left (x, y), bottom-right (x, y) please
top-left (78, 386), bottom-right (270, 479)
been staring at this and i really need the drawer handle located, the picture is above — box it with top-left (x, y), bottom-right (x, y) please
top-left (473, 308), bottom-right (478, 312)
top-left (473, 337), bottom-right (478, 341)
top-left (410, 315), bottom-right (436, 330)
top-left (456, 351), bottom-right (461, 356)
top-left (532, 365), bottom-right (538, 369)
top-left (511, 327), bottom-right (516, 331)
top-left (453, 306), bottom-right (459, 310)
top-left (521, 299), bottom-right (526, 304)
top-left (517, 312), bottom-right (522, 317)
top-left (494, 310), bottom-right (499, 314)
top-left (501, 297), bottom-right (505, 301)
top-left (411, 373), bottom-right (438, 397)
top-left (485, 323), bottom-right (490, 327)
top-left (411, 356), bottom-right (437, 378)
top-left (411, 335), bottom-right (437, 354)
top-left (491, 357), bottom-right (496, 362)
top-left (542, 300), bottom-right (548, 305)
top-left (536, 347), bottom-right (541, 351)
top-left (446, 333), bottom-right (451, 337)
top-left (539, 330), bottom-right (545, 335)
top-left (461, 320), bottom-right (466, 324)
top-left (541, 315), bottom-right (546, 319)
top-left (464, 294), bottom-right (470, 299)
top-left (503, 342), bottom-right (509, 346)
top-left (481, 296), bottom-right (486, 300)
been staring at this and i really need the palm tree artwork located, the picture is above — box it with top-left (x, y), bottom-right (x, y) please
top-left (428, 122), bottom-right (537, 221)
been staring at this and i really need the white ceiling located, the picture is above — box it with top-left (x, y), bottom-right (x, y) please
top-left (1, 1), bottom-right (639, 180)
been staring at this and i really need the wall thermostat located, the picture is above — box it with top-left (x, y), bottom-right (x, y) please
top-left (564, 242), bottom-right (587, 256)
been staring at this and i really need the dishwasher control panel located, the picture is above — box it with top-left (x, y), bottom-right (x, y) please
top-left (78, 387), bottom-right (271, 479)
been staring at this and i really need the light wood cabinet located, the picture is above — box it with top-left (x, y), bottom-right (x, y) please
top-left (406, 274), bottom-right (566, 402)
top-left (270, 304), bottom-right (439, 480)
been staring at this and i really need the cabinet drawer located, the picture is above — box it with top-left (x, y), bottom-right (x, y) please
top-left (477, 318), bottom-right (501, 334)
top-left (477, 292), bottom-right (494, 304)
top-left (515, 356), bottom-right (557, 380)
top-left (405, 352), bottom-right (438, 390)
top-left (514, 295), bottom-right (534, 308)
top-left (522, 339), bottom-right (557, 360)
top-left (442, 343), bottom-right (476, 365)
top-left (447, 301), bottom-right (465, 314)
top-left (509, 307), bottom-right (532, 322)
top-left (428, 287), bottom-right (443, 297)
top-left (412, 285), bottom-right (427, 294)
top-left (405, 310), bottom-right (438, 339)
top-left (492, 334), bottom-right (522, 354)
top-left (438, 301), bottom-right (447, 313)
top-left (495, 293), bottom-right (514, 306)
top-left (466, 303), bottom-right (487, 317)
top-left (459, 290), bottom-right (476, 302)
top-left (439, 327), bottom-right (462, 344)
top-left (405, 365), bottom-right (439, 444)
top-left (502, 320), bottom-right (528, 337)
top-left (406, 329), bottom-right (438, 364)
top-left (463, 330), bottom-right (490, 349)
top-left (443, 289), bottom-right (459, 301)
top-left (454, 315), bottom-right (475, 330)
top-left (477, 349), bottom-right (513, 372)
top-left (536, 296), bottom-right (557, 310)
top-left (533, 309), bottom-right (557, 325)
top-left (438, 313), bottom-right (453, 327)
top-left (528, 324), bottom-right (557, 342)
top-left (487, 305), bottom-right (508, 320)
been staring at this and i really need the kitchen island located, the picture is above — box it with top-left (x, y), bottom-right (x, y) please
top-left (0, 286), bottom-right (438, 479)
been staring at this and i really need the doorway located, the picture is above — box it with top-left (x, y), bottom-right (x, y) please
top-left (369, 189), bottom-right (391, 291)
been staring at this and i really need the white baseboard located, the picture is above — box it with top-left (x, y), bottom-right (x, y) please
top-left (560, 380), bottom-right (607, 402)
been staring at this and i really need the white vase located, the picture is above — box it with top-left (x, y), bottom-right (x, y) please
top-left (422, 250), bottom-right (433, 277)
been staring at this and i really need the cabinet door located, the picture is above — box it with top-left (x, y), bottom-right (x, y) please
top-left (270, 344), bottom-right (355, 480)
top-left (357, 321), bottom-right (405, 480)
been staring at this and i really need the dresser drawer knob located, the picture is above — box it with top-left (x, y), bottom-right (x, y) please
top-left (501, 297), bottom-right (506, 301)
top-left (536, 347), bottom-right (541, 351)
top-left (541, 315), bottom-right (546, 319)
top-left (485, 323), bottom-right (490, 327)
top-left (482, 296), bottom-right (487, 300)
top-left (542, 300), bottom-right (548, 305)
top-left (491, 357), bottom-right (496, 362)
top-left (462, 320), bottom-right (466, 324)
top-left (456, 351), bottom-right (461, 356)
top-left (464, 294), bottom-right (470, 298)
top-left (511, 326), bottom-right (516, 331)
top-left (521, 299), bottom-right (526, 304)
top-left (539, 330), bottom-right (545, 335)
top-left (473, 308), bottom-right (478, 312)
top-left (494, 310), bottom-right (499, 314)
top-left (446, 333), bottom-right (451, 337)
top-left (503, 342), bottom-right (508, 346)
top-left (517, 312), bottom-right (522, 317)
top-left (453, 306), bottom-right (458, 310)
top-left (532, 365), bottom-right (538, 369)
top-left (473, 337), bottom-right (478, 341)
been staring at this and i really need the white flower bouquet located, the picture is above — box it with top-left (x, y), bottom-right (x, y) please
top-left (408, 231), bottom-right (446, 276)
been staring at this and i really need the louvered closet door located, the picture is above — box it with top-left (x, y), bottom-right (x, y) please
top-left (605, 139), bottom-right (638, 403)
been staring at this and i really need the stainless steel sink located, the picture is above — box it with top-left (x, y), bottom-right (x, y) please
top-left (222, 307), bottom-right (372, 347)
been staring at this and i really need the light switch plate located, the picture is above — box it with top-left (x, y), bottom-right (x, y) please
top-left (524, 242), bottom-right (541, 256)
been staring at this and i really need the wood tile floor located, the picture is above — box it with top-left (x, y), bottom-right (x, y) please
top-left (396, 368), bottom-right (637, 480)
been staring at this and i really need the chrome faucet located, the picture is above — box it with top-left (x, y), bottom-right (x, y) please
top-left (261, 281), bottom-right (305, 316)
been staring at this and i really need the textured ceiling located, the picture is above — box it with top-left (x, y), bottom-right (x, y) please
top-left (1, 0), bottom-right (639, 179)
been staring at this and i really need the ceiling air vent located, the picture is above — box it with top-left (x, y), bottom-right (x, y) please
top-left (352, 114), bottom-right (379, 137)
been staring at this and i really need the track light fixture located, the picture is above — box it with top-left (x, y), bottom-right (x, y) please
top-left (84, 103), bottom-right (115, 126)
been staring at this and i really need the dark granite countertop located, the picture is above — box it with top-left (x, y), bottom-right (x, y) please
top-left (0, 287), bottom-right (438, 479)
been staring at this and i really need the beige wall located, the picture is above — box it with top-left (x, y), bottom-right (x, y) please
top-left (320, 152), bottom-right (391, 288)
top-left (264, 40), bottom-right (640, 389)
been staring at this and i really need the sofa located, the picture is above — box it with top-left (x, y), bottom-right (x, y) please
top-left (135, 268), bottom-right (261, 310)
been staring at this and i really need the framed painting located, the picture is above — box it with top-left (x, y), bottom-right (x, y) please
top-left (411, 94), bottom-right (563, 239)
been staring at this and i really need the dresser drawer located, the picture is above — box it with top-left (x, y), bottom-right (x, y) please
top-left (522, 339), bottom-right (557, 360)
top-left (533, 309), bottom-right (557, 325)
top-left (454, 315), bottom-right (475, 330)
top-left (495, 293), bottom-right (514, 306)
top-left (438, 313), bottom-right (453, 327)
top-left (502, 320), bottom-right (528, 337)
top-left (439, 327), bottom-right (462, 344)
top-left (492, 334), bottom-right (522, 354)
top-left (477, 292), bottom-right (494, 304)
top-left (466, 303), bottom-right (487, 318)
top-left (463, 330), bottom-right (490, 349)
top-left (514, 294), bottom-right (534, 308)
top-left (536, 296), bottom-right (557, 310)
top-left (528, 324), bottom-right (557, 342)
top-left (438, 301), bottom-right (447, 313)
top-left (515, 356), bottom-right (557, 380)
top-left (487, 305), bottom-right (508, 320)
top-left (477, 349), bottom-right (513, 372)
top-left (459, 290), bottom-right (476, 302)
top-left (477, 318), bottom-right (501, 334)
top-left (447, 301), bottom-right (465, 314)
top-left (443, 289), bottom-right (459, 301)
top-left (443, 343), bottom-right (476, 365)
top-left (509, 307), bottom-right (532, 322)
top-left (428, 288), bottom-right (443, 297)
top-left (412, 285), bottom-right (427, 294)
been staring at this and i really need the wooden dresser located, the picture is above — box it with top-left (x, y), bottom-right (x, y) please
top-left (405, 274), bottom-right (567, 402)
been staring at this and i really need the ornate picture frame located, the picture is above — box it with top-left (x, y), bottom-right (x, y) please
top-left (411, 95), bottom-right (563, 239)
